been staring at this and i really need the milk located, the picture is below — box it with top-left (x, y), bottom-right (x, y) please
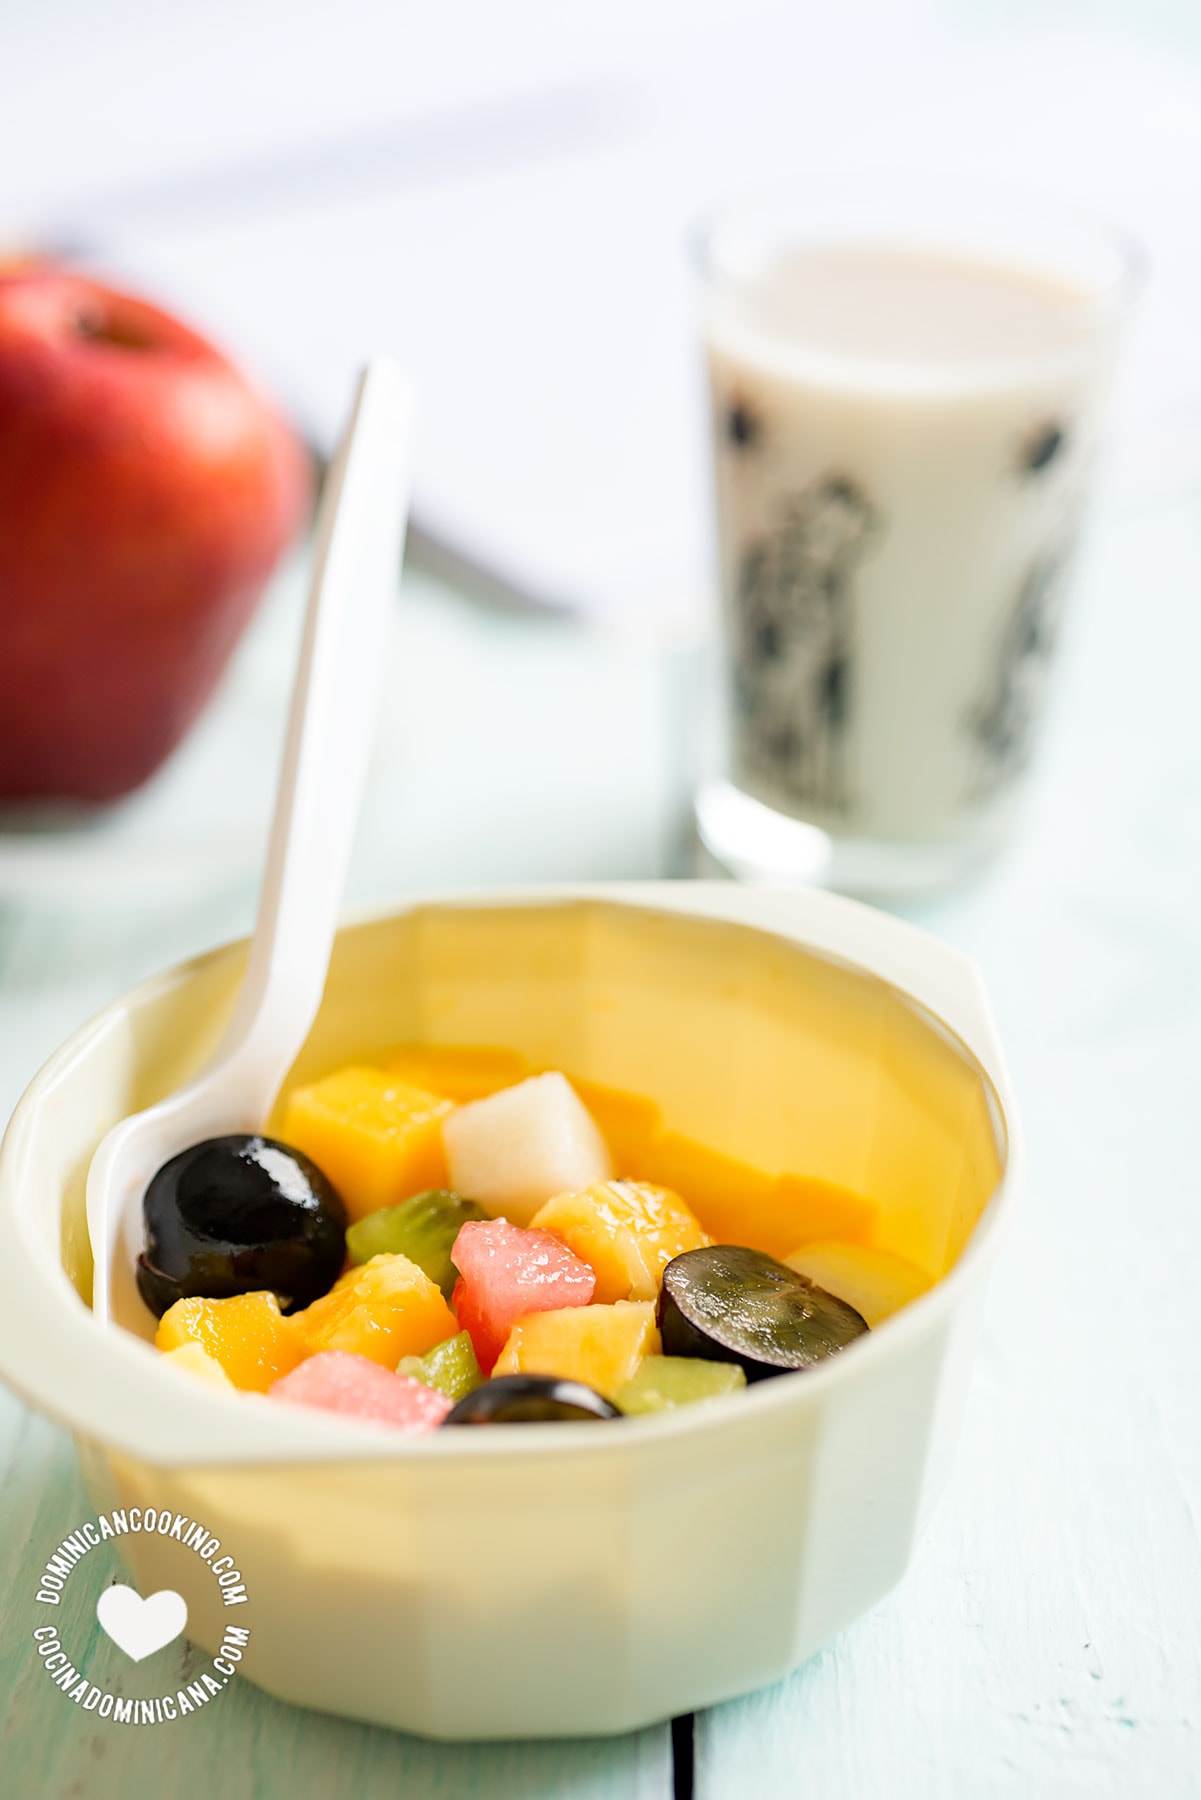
top-left (704, 242), bottom-right (1123, 858)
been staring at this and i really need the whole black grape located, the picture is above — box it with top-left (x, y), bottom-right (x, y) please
top-left (136, 1134), bottom-right (347, 1318)
top-left (443, 1374), bottom-right (622, 1425)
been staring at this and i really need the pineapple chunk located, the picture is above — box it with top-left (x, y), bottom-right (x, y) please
top-left (531, 1180), bottom-right (711, 1304)
top-left (784, 1241), bottom-right (933, 1326)
top-left (281, 1066), bottom-right (453, 1221)
top-left (442, 1072), bottom-right (612, 1226)
top-left (293, 1253), bottom-right (458, 1368)
top-left (161, 1342), bottom-right (235, 1391)
top-left (494, 1300), bottom-right (659, 1401)
top-left (156, 1291), bottom-right (306, 1394)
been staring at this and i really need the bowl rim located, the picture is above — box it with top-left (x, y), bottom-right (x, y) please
top-left (0, 879), bottom-right (1022, 1468)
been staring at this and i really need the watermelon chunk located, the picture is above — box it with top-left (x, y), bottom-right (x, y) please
top-left (451, 1218), bottom-right (596, 1372)
top-left (269, 1350), bottom-right (452, 1432)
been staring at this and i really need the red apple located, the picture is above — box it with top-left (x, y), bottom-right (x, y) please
top-left (0, 268), bottom-right (312, 801)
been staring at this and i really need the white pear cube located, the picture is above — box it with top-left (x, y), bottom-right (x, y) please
top-left (442, 1073), bottom-right (613, 1226)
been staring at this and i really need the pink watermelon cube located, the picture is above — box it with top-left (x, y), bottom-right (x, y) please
top-left (451, 1218), bottom-right (596, 1372)
top-left (269, 1350), bottom-right (452, 1432)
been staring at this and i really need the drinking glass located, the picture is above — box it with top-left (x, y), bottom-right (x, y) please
top-left (693, 177), bottom-right (1142, 895)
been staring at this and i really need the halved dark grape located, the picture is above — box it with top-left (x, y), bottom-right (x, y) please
top-left (658, 1245), bottom-right (868, 1382)
top-left (442, 1374), bottom-right (622, 1425)
top-left (137, 1134), bottom-right (347, 1318)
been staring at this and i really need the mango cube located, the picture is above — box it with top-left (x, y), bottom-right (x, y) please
top-left (156, 1291), bottom-right (306, 1394)
top-left (565, 1078), bottom-right (662, 1167)
top-left (382, 1044), bottom-right (530, 1104)
top-left (784, 1241), bottom-right (934, 1326)
top-left (443, 1073), bottom-right (612, 1226)
top-left (293, 1252), bottom-right (457, 1368)
top-left (494, 1300), bottom-right (659, 1401)
top-left (630, 1131), bottom-right (879, 1260)
top-left (281, 1067), bottom-right (453, 1221)
top-left (531, 1180), bottom-right (711, 1305)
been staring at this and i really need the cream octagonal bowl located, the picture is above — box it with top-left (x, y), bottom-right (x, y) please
top-left (0, 882), bottom-right (1018, 1740)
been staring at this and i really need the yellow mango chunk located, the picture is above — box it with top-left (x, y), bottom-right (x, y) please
top-left (784, 1241), bottom-right (934, 1326)
top-left (628, 1129), bottom-right (879, 1260)
top-left (773, 1174), bottom-right (880, 1252)
top-left (281, 1066), bottom-right (453, 1221)
top-left (531, 1180), bottom-right (711, 1304)
top-left (494, 1300), bottom-right (659, 1401)
top-left (382, 1044), bottom-right (530, 1104)
top-left (161, 1343), bottom-right (235, 1391)
top-left (293, 1253), bottom-right (457, 1368)
top-left (564, 1078), bottom-right (662, 1167)
top-left (156, 1292), bottom-right (306, 1394)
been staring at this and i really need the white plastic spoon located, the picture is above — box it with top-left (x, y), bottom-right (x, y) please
top-left (87, 356), bottom-right (414, 1328)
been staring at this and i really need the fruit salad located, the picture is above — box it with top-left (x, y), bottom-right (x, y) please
top-left (134, 1050), bottom-right (934, 1434)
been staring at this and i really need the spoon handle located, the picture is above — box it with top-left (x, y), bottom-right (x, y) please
top-left (219, 357), bottom-right (414, 1111)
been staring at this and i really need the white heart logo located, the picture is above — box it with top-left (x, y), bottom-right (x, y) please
top-left (96, 1585), bottom-right (188, 1662)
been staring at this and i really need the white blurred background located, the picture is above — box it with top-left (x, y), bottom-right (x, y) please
top-left (4, 0), bottom-right (1201, 623)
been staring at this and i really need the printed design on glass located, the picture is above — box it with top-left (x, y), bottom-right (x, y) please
top-left (968, 417), bottom-right (1081, 794)
top-left (730, 474), bottom-right (878, 815)
top-left (1015, 418), bottom-right (1068, 477)
top-left (967, 526), bottom-right (1077, 794)
top-left (724, 394), bottom-right (764, 452)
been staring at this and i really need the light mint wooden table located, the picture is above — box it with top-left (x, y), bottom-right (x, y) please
top-left (0, 489), bottom-right (1198, 1796)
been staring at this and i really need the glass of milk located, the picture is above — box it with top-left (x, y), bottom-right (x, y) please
top-left (693, 178), bottom-right (1142, 896)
